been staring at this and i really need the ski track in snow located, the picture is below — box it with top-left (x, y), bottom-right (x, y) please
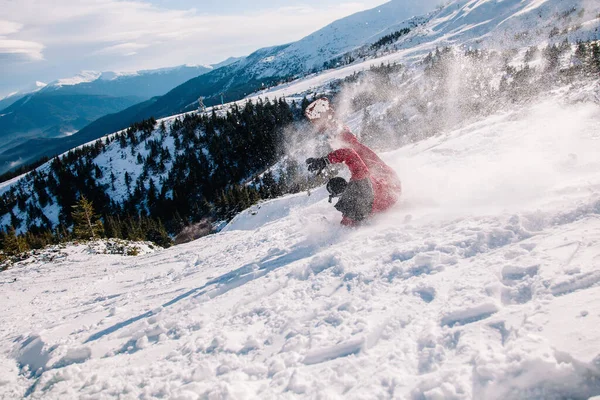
top-left (2, 98), bottom-right (600, 398)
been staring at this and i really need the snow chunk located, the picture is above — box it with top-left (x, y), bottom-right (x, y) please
top-left (53, 347), bottom-right (92, 369)
top-left (13, 335), bottom-right (50, 376)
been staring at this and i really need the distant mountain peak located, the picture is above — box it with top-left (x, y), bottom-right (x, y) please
top-left (98, 71), bottom-right (136, 81)
top-left (1, 81), bottom-right (47, 100)
top-left (50, 71), bottom-right (102, 87)
top-left (211, 56), bottom-right (246, 69)
top-left (0, 91), bottom-right (18, 101)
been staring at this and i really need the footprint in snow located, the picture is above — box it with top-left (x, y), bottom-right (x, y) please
top-left (500, 265), bottom-right (539, 305)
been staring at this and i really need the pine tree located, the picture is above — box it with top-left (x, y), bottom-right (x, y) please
top-left (159, 121), bottom-right (167, 138)
top-left (110, 172), bottom-right (116, 191)
top-left (3, 226), bottom-right (28, 256)
top-left (104, 216), bottom-right (123, 239)
top-left (145, 218), bottom-right (172, 248)
top-left (94, 164), bottom-right (103, 179)
top-left (72, 196), bottom-right (104, 240)
top-left (125, 217), bottom-right (144, 241)
top-left (575, 42), bottom-right (588, 63)
top-left (589, 42), bottom-right (600, 73)
top-left (124, 172), bottom-right (131, 190)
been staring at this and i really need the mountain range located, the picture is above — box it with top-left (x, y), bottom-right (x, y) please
top-left (0, 63), bottom-right (245, 161)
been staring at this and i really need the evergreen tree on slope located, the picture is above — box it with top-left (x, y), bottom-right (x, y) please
top-left (72, 196), bottom-right (104, 240)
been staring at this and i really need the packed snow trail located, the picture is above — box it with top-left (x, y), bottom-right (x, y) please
top-left (2, 98), bottom-right (600, 399)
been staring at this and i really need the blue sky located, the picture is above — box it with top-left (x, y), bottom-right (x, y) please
top-left (0, 0), bottom-right (388, 97)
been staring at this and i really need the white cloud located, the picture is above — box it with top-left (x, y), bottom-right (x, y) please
top-left (0, 38), bottom-right (45, 61)
top-left (0, 20), bottom-right (23, 35)
top-left (93, 42), bottom-right (150, 57)
top-left (1, 0), bottom-right (383, 58)
top-left (0, 19), bottom-right (44, 61)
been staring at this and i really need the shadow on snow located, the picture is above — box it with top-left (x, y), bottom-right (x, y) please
top-left (84, 243), bottom-right (317, 343)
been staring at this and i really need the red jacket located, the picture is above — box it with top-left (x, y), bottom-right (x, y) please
top-left (327, 129), bottom-right (401, 225)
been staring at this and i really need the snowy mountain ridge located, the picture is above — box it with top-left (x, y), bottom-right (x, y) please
top-left (0, 81), bottom-right (47, 100)
top-left (4, 63), bottom-right (233, 99)
top-left (47, 64), bottom-right (218, 88)
top-left (49, 71), bottom-right (104, 87)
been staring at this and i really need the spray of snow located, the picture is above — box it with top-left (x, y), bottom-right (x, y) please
top-left (382, 98), bottom-right (600, 224)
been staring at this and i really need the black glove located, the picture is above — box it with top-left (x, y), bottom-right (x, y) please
top-left (306, 157), bottom-right (329, 174)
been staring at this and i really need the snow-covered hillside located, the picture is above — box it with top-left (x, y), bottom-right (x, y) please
top-left (251, 0), bottom-right (600, 100)
top-left (246, 0), bottom-right (439, 77)
top-left (416, 0), bottom-right (600, 48)
top-left (2, 93), bottom-right (600, 399)
top-left (237, 0), bottom-right (600, 83)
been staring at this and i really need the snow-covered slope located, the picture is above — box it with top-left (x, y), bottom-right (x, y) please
top-left (239, 0), bottom-right (600, 81)
top-left (257, 0), bottom-right (599, 96)
top-left (2, 93), bottom-right (600, 399)
top-left (248, 0), bottom-right (440, 77)
top-left (415, 0), bottom-right (600, 48)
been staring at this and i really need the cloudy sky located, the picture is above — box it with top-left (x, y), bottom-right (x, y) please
top-left (0, 0), bottom-right (389, 97)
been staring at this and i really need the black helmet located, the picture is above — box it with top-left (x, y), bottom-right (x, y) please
top-left (327, 177), bottom-right (347, 202)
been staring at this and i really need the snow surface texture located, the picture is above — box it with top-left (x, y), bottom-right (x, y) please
top-left (2, 96), bottom-right (600, 399)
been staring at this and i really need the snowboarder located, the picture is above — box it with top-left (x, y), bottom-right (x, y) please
top-left (305, 98), bottom-right (401, 226)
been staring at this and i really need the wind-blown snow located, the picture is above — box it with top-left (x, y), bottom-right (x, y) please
top-left (2, 94), bottom-right (600, 399)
